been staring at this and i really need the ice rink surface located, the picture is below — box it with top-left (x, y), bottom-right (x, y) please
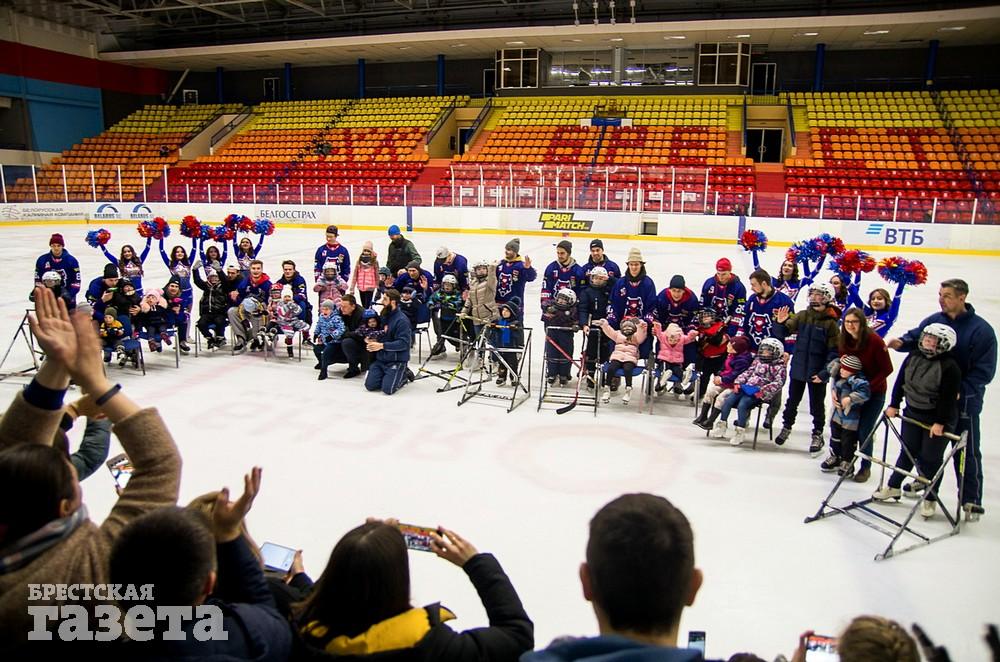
top-left (1, 223), bottom-right (997, 660)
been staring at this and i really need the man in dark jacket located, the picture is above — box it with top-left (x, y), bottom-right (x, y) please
top-left (365, 289), bottom-right (413, 395)
top-left (193, 263), bottom-right (230, 348)
top-left (386, 225), bottom-right (422, 276)
top-left (523, 493), bottom-right (713, 662)
top-left (330, 294), bottom-right (367, 377)
top-left (889, 278), bottom-right (996, 519)
top-left (773, 282), bottom-right (841, 454)
top-left (108, 468), bottom-right (292, 660)
top-left (579, 266), bottom-right (612, 384)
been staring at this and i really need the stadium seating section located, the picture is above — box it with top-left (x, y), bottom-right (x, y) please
top-left (3, 90), bottom-right (996, 221)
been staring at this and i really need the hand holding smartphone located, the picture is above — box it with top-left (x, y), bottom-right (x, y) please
top-left (399, 523), bottom-right (441, 552)
top-left (260, 542), bottom-right (298, 573)
top-left (805, 634), bottom-right (839, 662)
top-left (106, 453), bottom-right (133, 492)
top-left (687, 631), bottom-right (705, 654)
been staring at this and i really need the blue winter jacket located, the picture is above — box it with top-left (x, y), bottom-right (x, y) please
top-left (376, 306), bottom-right (412, 364)
top-left (314, 310), bottom-right (346, 342)
top-left (896, 303), bottom-right (997, 412)
top-left (523, 635), bottom-right (711, 662)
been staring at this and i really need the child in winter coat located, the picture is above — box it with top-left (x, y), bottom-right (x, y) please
top-left (269, 285), bottom-right (310, 357)
top-left (822, 354), bottom-right (872, 476)
top-left (99, 307), bottom-right (126, 363)
top-left (193, 265), bottom-right (229, 349)
top-left (428, 274), bottom-right (467, 360)
top-left (137, 289), bottom-right (169, 352)
top-left (399, 286), bottom-right (425, 336)
top-left (694, 335), bottom-right (754, 429)
top-left (348, 241), bottom-right (380, 308)
top-left (492, 300), bottom-right (525, 386)
top-left (376, 267), bottom-right (394, 304)
top-left (357, 308), bottom-right (386, 366)
top-left (710, 337), bottom-right (788, 447)
top-left (694, 307), bottom-right (730, 397)
top-left (542, 287), bottom-right (578, 386)
top-left (596, 316), bottom-right (648, 405)
top-left (463, 259), bottom-right (499, 367)
top-left (873, 323), bottom-right (962, 518)
top-left (314, 260), bottom-right (348, 308)
top-left (313, 299), bottom-right (347, 380)
top-left (578, 266), bottom-right (612, 383)
top-left (652, 321), bottom-right (699, 394)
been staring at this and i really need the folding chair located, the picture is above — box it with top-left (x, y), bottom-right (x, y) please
top-left (804, 413), bottom-right (968, 560)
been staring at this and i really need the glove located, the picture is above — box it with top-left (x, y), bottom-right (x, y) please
top-left (740, 384), bottom-right (760, 397)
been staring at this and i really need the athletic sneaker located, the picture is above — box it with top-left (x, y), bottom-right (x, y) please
top-left (808, 431), bottom-right (825, 456)
top-left (775, 427), bottom-right (792, 446)
top-left (819, 453), bottom-right (841, 473)
top-left (729, 426), bottom-right (746, 447)
top-left (601, 388), bottom-right (611, 404)
top-left (710, 420), bottom-right (728, 439)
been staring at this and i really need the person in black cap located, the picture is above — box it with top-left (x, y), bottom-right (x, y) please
top-left (584, 239), bottom-right (621, 282)
top-left (654, 274), bottom-right (701, 372)
top-left (85, 263), bottom-right (122, 321)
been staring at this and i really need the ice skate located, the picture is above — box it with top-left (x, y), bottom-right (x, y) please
top-left (710, 420), bottom-right (728, 439)
top-left (729, 425), bottom-right (746, 447)
top-left (621, 386), bottom-right (632, 405)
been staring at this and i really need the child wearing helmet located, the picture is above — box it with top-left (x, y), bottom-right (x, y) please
top-left (462, 259), bottom-right (499, 366)
top-left (314, 260), bottom-right (348, 308)
top-left (772, 281), bottom-right (843, 454)
top-left (822, 355), bottom-right (872, 477)
top-left (429, 274), bottom-right (468, 360)
top-left (873, 323), bottom-right (962, 519)
top-left (30, 271), bottom-right (75, 311)
top-left (596, 316), bottom-right (648, 405)
top-left (709, 337), bottom-right (788, 447)
top-left (542, 286), bottom-right (579, 387)
top-left (579, 266), bottom-right (612, 383)
top-left (693, 307), bottom-right (730, 399)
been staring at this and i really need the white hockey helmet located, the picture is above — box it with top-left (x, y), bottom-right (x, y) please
top-left (473, 258), bottom-right (490, 270)
top-left (808, 282), bottom-right (835, 305)
top-left (589, 266), bottom-right (609, 283)
top-left (919, 323), bottom-right (957, 358)
top-left (758, 337), bottom-right (784, 362)
top-left (441, 274), bottom-right (458, 290)
top-left (41, 270), bottom-right (62, 286)
top-left (554, 287), bottom-right (577, 309)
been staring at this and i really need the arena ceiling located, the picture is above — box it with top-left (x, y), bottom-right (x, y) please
top-left (7, 0), bottom-right (1000, 52)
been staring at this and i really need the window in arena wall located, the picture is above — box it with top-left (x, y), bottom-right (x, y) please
top-left (697, 42), bottom-right (750, 86)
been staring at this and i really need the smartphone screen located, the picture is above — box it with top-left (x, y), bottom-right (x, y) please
top-left (805, 634), bottom-right (839, 662)
top-left (106, 453), bottom-right (133, 491)
top-left (260, 542), bottom-right (297, 573)
top-left (399, 523), bottom-right (439, 552)
top-left (687, 631), bottom-right (705, 654)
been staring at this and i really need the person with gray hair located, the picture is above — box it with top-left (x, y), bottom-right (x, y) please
top-left (888, 278), bottom-right (996, 520)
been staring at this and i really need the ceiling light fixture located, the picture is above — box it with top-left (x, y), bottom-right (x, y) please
top-left (398, 46), bottom-right (411, 50)
top-left (794, 32), bottom-right (819, 37)
top-left (938, 26), bottom-right (966, 31)
top-left (506, 40), bottom-right (526, 45)
top-left (451, 43), bottom-right (467, 47)
top-left (863, 30), bottom-right (889, 35)
top-left (608, 37), bottom-right (624, 42)
top-left (729, 34), bottom-right (751, 39)
top-left (663, 35), bottom-right (686, 40)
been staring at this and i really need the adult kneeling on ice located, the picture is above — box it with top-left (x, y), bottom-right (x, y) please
top-left (365, 289), bottom-right (413, 395)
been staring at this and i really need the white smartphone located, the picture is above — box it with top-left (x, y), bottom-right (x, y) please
top-left (260, 542), bottom-right (297, 573)
top-left (805, 634), bottom-right (839, 662)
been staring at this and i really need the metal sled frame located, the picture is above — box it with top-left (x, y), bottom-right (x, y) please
top-left (641, 351), bottom-right (701, 416)
top-left (804, 413), bottom-right (967, 561)
top-left (415, 316), bottom-right (484, 393)
top-left (458, 326), bottom-right (532, 413)
top-left (537, 326), bottom-right (598, 415)
top-left (0, 309), bottom-right (43, 380)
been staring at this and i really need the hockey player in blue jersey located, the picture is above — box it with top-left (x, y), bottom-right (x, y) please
top-left (655, 274), bottom-right (701, 366)
top-left (314, 224), bottom-right (351, 282)
top-left (741, 269), bottom-right (795, 351)
top-left (607, 247), bottom-right (657, 327)
top-left (582, 239), bottom-right (621, 282)
top-left (434, 246), bottom-right (469, 292)
top-left (540, 240), bottom-right (585, 312)
top-left (496, 238), bottom-right (535, 319)
top-left (701, 257), bottom-right (747, 337)
top-left (34, 233), bottom-right (80, 307)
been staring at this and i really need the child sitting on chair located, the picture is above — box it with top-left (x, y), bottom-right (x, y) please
top-left (492, 299), bottom-right (524, 386)
top-left (694, 335), bottom-right (753, 430)
top-left (710, 337), bottom-right (787, 447)
top-left (99, 307), bottom-right (125, 363)
top-left (652, 321), bottom-right (699, 394)
top-left (137, 289), bottom-right (169, 352)
top-left (821, 354), bottom-right (871, 477)
top-left (872, 323), bottom-right (962, 520)
top-left (596, 316), bottom-right (648, 406)
top-left (269, 285), bottom-right (310, 357)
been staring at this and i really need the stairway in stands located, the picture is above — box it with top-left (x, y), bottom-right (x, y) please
top-left (754, 163), bottom-right (787, 217)
top-left (411, 158), bottom-right (452, 187)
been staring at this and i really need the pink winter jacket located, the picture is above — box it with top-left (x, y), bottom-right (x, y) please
top-left (597, 319), bottom-right (648, 363)
top-left (653, 323), bottom-right (698, 363)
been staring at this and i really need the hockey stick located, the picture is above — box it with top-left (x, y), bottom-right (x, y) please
top-left (544, 319), bottom-right (590, 415)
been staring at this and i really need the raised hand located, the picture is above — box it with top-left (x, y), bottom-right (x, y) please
top-left (28, 286), bottom-right (77, 368)
top-left (429, 527), bottom-right (478, 567)
top-left (212, 467), bottom-right (263, 542)
top-left (523, 255), bottom-right (532, 268)
top-left (775, 306), bottom-right (790, 323)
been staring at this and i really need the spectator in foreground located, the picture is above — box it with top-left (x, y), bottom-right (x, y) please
top-left (0, 287), bottom-right (181, 650)
top-left (524, 493), bottom-right (711, 662)
top-left (295, 520), bottom-right (533, 661)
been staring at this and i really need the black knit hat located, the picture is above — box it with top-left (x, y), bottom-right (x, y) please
top-left (669, 275), bottom-right (686, 289)
top-left (103, 263), bottom-right (119, 279)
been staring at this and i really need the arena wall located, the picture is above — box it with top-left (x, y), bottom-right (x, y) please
top-left (0, 202), bottom-right (996, 255)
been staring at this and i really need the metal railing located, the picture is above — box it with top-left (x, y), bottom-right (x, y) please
top-left (462, 98), bottom-right (493, 149)
top-left (0, 162), bottom-right (989, 225)
top-left (425, 100), bottom-right (458, 145)
top-left (210, 106), bottom-right (254, 147)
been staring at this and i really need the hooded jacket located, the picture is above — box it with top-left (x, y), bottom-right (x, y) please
top-left (386, 236), bottom-right (421, 275)
top-left (523, 635), bottom-right (712, 662)
top-left (193, 269), bottom-right (229, 314)
top-left (597, 319), bottom-right (648, 364)
top-left (733, 355), bottom-right (787, 402)
top-left (462, 264), bottom-right (499, 325)
top-left (295, 554), bottom-right (532, 662)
